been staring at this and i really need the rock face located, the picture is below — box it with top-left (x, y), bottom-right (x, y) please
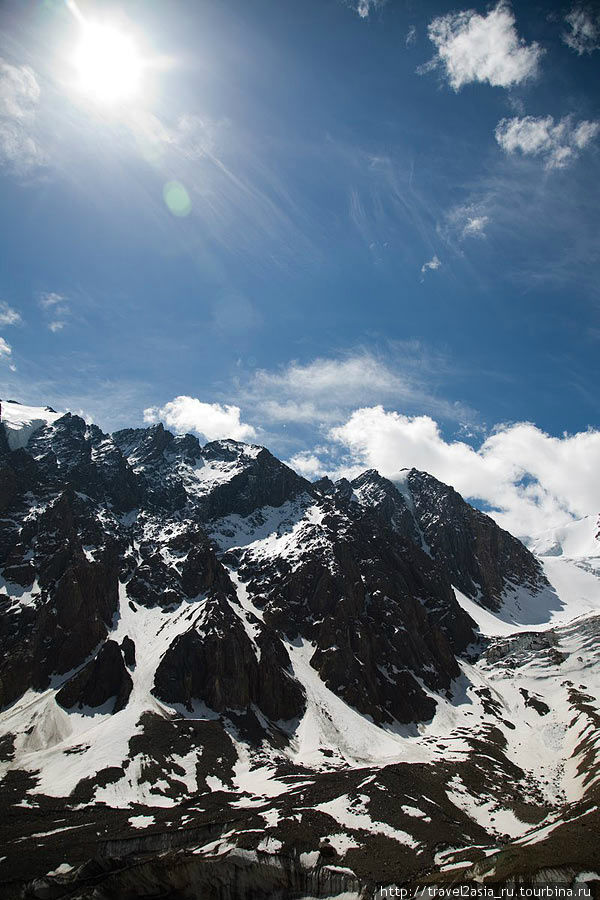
top-left (56, 640), bottom-right (133, 712)
top-left (403, 469), bottom-right (545, 609)
top-left (152, 604), bottom-right (305, 721)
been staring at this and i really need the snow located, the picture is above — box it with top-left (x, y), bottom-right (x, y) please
top-left (0, 401), bottom-right (63, 449)
top-left (445, 774), bottom-right (526, 838)
top-left (46, 863), bottom-right (74, 876)
top-left (256, 835), bottom-right (283, 852)
top-left (314, 794), bottom-right (418, 847)
top-left (326, 833), bottom-right (361, 854)
top-left (453, 554), bottom-right (600, 637)
top-left (286, 637), bottom-right (468, 769)
top-left (129, 815), bottom-right (155, 828)
top-left (231, 737), bottom-right (292, 799)
top-left (0, 582), bottom-right (212, 806)
top-left (210, 497), bottom-right (328, 574)
top-left (528, 515), bottom-right (600, 559)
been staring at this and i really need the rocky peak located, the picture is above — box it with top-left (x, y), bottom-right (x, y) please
top-left (405, 468), bottom-right (547, 609)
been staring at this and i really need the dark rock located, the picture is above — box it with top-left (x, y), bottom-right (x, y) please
top-left (120, 635), bottom-right (136, 668)
top-left (56, 640), bottom-right (133, 712)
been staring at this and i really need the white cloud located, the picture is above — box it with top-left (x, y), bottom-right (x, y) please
top-left (563, 4), bottom-right (600, 55)
top-left (326, 406), bottom-right (600, 538)
top-left (495, 114), bottom-right (600, 169)
top-left (143, 396), bottom-right (257, 442)
top-left (286, 451), bottom-right (329, 479)
top-left (0, 302), bottom-right (21, 326)
top-left (48, 321), bottom-right (65, 333)
top-left (0, 336), bottom-right (12, 359)
top-left (422, 2), bottom-right (543, 91)
top-left (421, 254), bottom-right (441, 274)
top-left (0, 59), bottom-right (46, 174)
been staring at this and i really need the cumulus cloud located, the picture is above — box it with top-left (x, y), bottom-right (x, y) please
top-left (421, 254), bottom-right (441, 274)
top-left (563, 4), bottom-right (600, 54)
top-left (325, 406), bottom-right (600, 538)
top-left (0, 59), bottom-right (46, 174)
top-left (422, 2), bottom-right (543, 90)
top-left (495, 114), bottom-right (600, 169)
top-left (0, 302), bottom-right (22, 326)
top-left (286, 451), bottom-right (329, 479)
top-left (143, 396), bottom-right (257, 442)
top-left (0, 336), bottom-right (12, 359)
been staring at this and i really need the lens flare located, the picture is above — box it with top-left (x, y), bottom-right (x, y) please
top-left (163, 181), bottom-right (192, 217)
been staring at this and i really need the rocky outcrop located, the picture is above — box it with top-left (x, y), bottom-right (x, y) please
top-left (56, 640), bottom-right (133, 712)
top-left (405, 469), bottom-right (547, 610)
top-left (153, 598), bottom-right (305, 721)
top-left (0, 486), bottom-right (121, 708)
top-left (198, 444), bottom-right (310, 519)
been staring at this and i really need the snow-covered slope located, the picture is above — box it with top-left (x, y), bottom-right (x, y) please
top-left (0, 400), bottom-right (63, 449)
top-left (528, 514), bottom-right (600, 559)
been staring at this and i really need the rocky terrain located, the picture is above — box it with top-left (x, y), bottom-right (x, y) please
top-left (0, 400), bottom-right (598, 899)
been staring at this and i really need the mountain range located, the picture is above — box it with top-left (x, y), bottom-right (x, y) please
top-left (0, 400), bottom-right (598, 899)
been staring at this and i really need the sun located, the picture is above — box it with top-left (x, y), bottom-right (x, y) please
top-left (71, 21), bottom-right (144, 106)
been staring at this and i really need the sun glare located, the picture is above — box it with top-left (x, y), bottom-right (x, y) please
top-left (71, 22), bottom-right (144, 106)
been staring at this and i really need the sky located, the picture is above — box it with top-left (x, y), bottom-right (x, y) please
top-left (1, 0), bottom-right (600, 538)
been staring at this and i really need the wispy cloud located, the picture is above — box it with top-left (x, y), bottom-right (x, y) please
top-left (405, 26), bottom-right (417, 47)
top-left (39, 291), bottom-right (67, 309)
top-left (0, 58), bottom-right (47, 175)
top-left (351, 0), bottom-right (387, 19)
top-left (563, 4), bottom-right (600, 55)
top-left (238, 348), bottom-right (474, 430)
top-left (495, 115), bottom-right (600, 169)
top-left (421, 254), bottom-right (441, 275)
top-left (0, 336), bottom-right (12, 357)
top-left (0, 302), bottom-right (22, 326)
top-left (462, 215), bottom-right (489, 238)
top-left (144, 396), bottom-right (257, 442)
top-left (441, 203), bottom-right (490, 243)
top-left (39, 291), bottom-right (70, 332)
top-left (420, 2), bottom-right (543, 90)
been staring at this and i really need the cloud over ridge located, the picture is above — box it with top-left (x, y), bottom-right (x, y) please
top-left (325, 407), bottom-right (600, 539)
top-left (144, 396), bottom-right (257, 443)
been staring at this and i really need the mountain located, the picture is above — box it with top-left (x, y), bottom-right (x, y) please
top-left (0, 401), bottom-right (598, 899)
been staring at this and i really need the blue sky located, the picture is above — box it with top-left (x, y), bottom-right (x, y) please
top-left (1, 0), bottom-right (600, 535)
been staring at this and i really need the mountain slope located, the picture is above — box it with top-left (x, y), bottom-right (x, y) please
top-left (0, 402), bottom-right (598, 898)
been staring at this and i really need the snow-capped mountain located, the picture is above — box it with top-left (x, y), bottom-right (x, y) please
top-left (0, 401), bottom-right (598, 898)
